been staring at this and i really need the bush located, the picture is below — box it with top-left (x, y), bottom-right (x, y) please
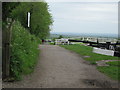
top-left (10, 21), bottom-right (39, 80)
top-left (36, 37), bottom-right (42, 44)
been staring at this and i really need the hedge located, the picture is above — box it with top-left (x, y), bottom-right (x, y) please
top-left (10, 21), bottom-right (40, 80)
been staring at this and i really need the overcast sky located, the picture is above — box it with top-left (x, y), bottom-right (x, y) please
top-left (46, 0), bottom-right (119, 34)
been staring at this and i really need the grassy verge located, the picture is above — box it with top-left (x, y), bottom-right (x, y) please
top-left (106, 61), bottom-right (120, 66)
top-left (49, 42), bottom-right (55, 45)
top-left (97, 66), bottom-right (120, 80)
top-left (60, 44), bottom-right (119, 63)
top-left (60, 44), bottom-right (120, 80)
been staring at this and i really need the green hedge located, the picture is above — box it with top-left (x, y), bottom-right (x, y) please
top-left (10, 21), bottom-right (40, 80)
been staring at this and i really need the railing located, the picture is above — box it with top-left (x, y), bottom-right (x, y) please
top-left (68, 39), bottom-right (120, 57)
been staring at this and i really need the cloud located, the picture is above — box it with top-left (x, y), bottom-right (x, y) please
top-left (50, 2), bottom-right (117, 23)
top-left (46, 0), bottom-right (119, 2)
top-left (48, 2), bottom-right (118, 34)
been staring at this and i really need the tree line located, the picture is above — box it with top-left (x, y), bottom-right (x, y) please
top-left (3, 2), bottom-right (53, 39)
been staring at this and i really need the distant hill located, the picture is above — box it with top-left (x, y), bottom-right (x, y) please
top-left (50, 32), bottom-right (118, 39)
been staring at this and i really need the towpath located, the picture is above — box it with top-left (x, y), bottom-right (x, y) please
top-left (3, 45), bottom-right (119, 88)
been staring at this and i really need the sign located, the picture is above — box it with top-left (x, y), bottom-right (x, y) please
top-left (28, 12), bottom-right (30, 27)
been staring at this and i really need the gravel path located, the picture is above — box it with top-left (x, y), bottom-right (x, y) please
top-left (2, 45), bottom-right (119, 88)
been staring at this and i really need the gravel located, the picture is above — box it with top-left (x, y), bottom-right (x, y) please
top-left (2, 45), bottom-right (119, 88)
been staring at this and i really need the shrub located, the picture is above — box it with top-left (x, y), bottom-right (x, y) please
top-left (10, 21), bottom-right (39, 80)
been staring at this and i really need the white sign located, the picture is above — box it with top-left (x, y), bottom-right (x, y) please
top-left (28, 12), bottom-right (30, 27)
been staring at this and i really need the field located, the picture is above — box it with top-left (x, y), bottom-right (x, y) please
top-left (60, 44), bottom-right (120, 80)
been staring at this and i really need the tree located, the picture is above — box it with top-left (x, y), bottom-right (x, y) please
top-left (2, 2), bottom-right (20, 22)
top-left (58, 35), bottom-right (63, 39)
top-left (10, 2), bottom-right (53, 39)
top-left (2, 1), bottom-right (53, 80)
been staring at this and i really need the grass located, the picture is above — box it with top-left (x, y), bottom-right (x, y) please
top-left (97, 66), bottom-right (120, 80)
top-left (49, 42), bottom-right (55, 45)
top-left (60, 44), bottom-right (119, 63)
top-left (106, 61), bottom-right (120, 66)
top-left (60, 44), bottom-right (120, 80)
top-left (72, 42), bottom-right (84, 45)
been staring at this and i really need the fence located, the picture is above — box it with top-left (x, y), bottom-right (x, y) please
top-left (68, 39), bottom-right (120, 57)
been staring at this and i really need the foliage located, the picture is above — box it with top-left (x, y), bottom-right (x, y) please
top-left (2, 2), bottom-right (52, 80)
top-left (11, 2), bottom-right (53, 39)
top-left (58, 35), bottom-right (63, 39)
top-left (2, 2), bottom-right (20, 21)
top-left (49, 42), bottom-right (55, 45)
top-left (10, 21), bottom-right (39, 80)
top-left (51, 35), bottom-right (64, 42)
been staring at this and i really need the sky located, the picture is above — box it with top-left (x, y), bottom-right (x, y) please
top-left (46, 0), bottom-right (119, 34)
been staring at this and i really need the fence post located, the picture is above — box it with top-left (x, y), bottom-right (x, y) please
top-left (106, 42), bottom-right (111, 50)
top-left (2, 18), bottom-right (13, 80)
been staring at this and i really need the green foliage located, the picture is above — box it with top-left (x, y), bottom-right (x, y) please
top-left (10, 21), bottom-right (39, 80)
top-left (11, 2), bottom-right (53, 39)
top-left (36, 37), bottom-right (42, 44)
top-left (51, 35), bottom-right (64, 42)
top-left (2, 2), bottom-right (52, 80)
top-left (49, 42), bottom-right (55, 45)
top-left (97, 66), bottom-right (120, 81)
top-left (11, 3), bottom-right (31, 28)
top-left (58, 35), bottom-right (63, 39)
top-left (30, 2), bottom-right (53, 39)
top-left (2, 2), bottom-right (20, 21)
top-left (52, 37), bottom-right (57, 41)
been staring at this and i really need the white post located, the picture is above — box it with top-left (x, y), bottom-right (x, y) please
top-left (28, 12), bottom-right (30, 27)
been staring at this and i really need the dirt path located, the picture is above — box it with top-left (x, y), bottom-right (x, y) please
top-left (2, 45), bottom-right (119, 88)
